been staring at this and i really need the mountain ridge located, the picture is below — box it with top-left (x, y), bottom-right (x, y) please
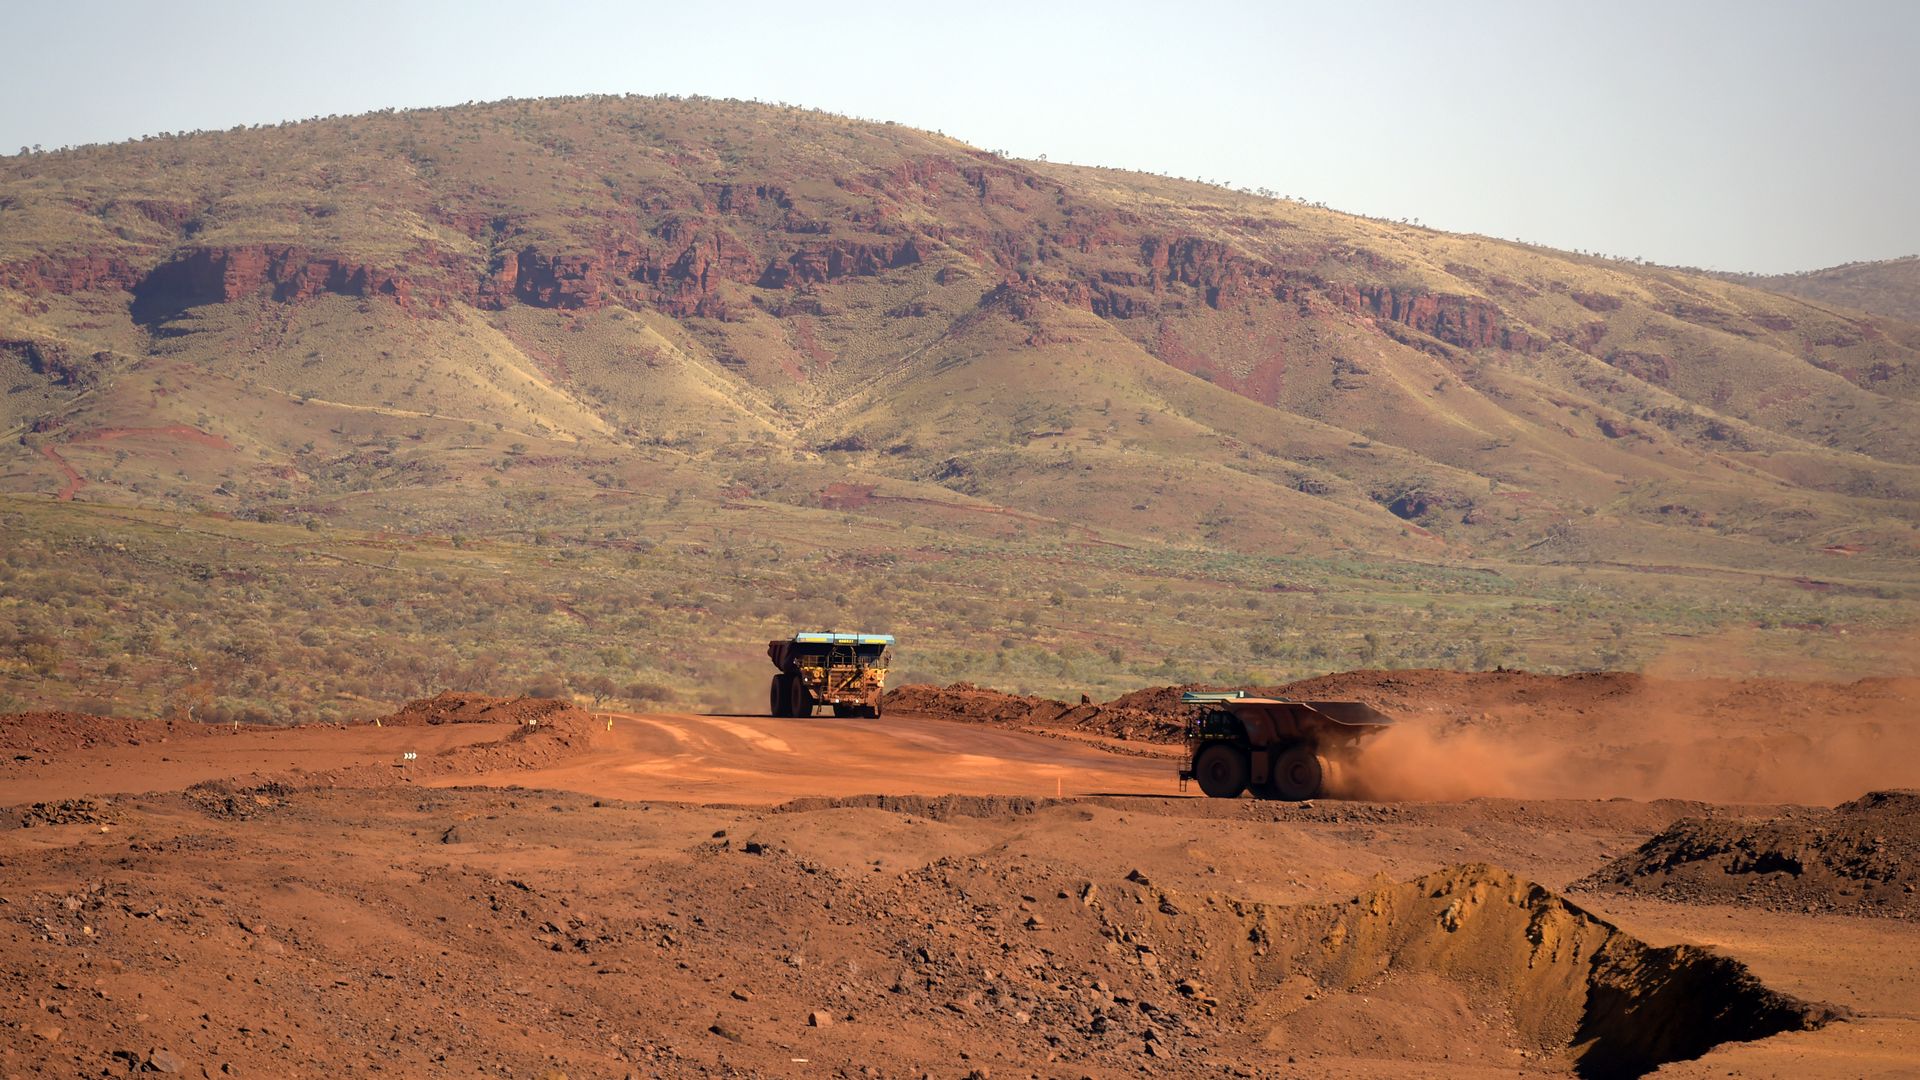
top-left (1, 95), bottom-right (1916, 717)
top-left (1714, 255), bottom-right (1920, 324)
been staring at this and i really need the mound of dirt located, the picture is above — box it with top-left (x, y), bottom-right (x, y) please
top-left (243, 695), bottom-right (603, 789)
top-left (1575, 789), bottom-right (1920, 917)
top-left (1263, 864), bottom-right (1841, 1077)
top-left (7, 696), bottom-right (612, 802)
top-left (882, 682), bottom-right (1058, 724)
top-left (6, 797), bottom-right (120, 829)
top-left (0, 710), bottom-right (204, 757)
top-left (882, 682), bottom-right (1188, 742)
top-left (183, 780), bottom-right (295, 820)
top-left (372, 691), bottom-right (579, 727)
top-left (404, 697), bottom-right (601, 778)
top-left (1101, 684), bottom-right (1215, 714)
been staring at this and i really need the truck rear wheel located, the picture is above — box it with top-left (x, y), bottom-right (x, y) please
top-left (770, 675), bottom-right (791, 718)
top-left (1192, 744), bottom-right (1250, 799)
top-left (1267, 743), bottom-right (1328, 800)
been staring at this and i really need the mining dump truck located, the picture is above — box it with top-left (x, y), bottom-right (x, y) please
top-left (768, 632), bottom-right (894, 719)
top-left (1178, 691), bottom-right (1393, 800)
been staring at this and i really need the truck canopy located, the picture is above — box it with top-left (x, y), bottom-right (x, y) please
top-left (769, 632), bottom-right (894, 671)
top-left (793, 632), bottom-right (895, 645)
top-left (1182, 691), bottom-right (1394, 728)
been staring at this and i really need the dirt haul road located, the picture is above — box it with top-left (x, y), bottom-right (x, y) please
top-left (0, 722), bottom-right (519, 805)
top-left (420, 711), bottom-right (1179, 803)
top-left (2, 687), bottom-right (1917, 1079)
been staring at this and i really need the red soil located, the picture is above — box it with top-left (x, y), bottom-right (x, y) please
top-left (76, 425), bottom-right (233, 450)
top-left (38, 445), bottom-right (83, 501)
top-left (37, 424), bottom-right (232, 500)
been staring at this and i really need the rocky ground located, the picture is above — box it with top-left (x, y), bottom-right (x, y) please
top-left (0, 675), bottom-right (1916, 1078)
top-left (1576, 789), bottom-right (1920, 918)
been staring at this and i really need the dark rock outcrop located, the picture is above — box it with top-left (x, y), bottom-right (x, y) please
top-left (130, 245), bottom-right (425, 320)
top-left (0, 254), bottom-right (143, 294)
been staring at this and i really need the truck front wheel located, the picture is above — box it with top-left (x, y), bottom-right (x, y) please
top-left (1192, 744), bottom-right (1250, 799)
top-left (770, 675), bottom-right (791, 718)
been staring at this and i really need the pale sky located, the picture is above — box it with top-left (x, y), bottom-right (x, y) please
top-left (4, 0), bottom-right (1916, 273)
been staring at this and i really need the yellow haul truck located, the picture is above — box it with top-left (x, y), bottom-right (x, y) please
top-left (1179, 690), bottom-right (1394, 800)
top-left (767, 632), bottom-right (893, 718)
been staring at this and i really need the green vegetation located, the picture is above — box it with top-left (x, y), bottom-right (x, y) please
top-left (1, 96), bottom-right (1916, 720)
top-left (3, 495), bottom-right (1911, 722)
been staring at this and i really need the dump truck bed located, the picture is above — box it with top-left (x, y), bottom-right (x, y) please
top-left (768, 632), bottom-right (895, 671)
top-left (1182, 691), bottom-right (1393, 734)
top-left (1216, 697), bottom-right (1394, 728)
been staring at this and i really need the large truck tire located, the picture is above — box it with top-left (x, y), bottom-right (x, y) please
top-left (770, 675), bottom-right (791, 718)
top-left (1192, 744), bottom-right (1250, 799)
top-left (788, 676), bottom-right (812, 718)
top-left (1266, 743), bottom-right (1328, 801)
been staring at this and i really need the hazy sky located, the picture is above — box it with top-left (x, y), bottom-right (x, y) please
top-left (5, 0), bottom-right (1916, 273)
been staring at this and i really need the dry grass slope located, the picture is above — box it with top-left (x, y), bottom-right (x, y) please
top-left (1, 95), bottom-right (1917, 718)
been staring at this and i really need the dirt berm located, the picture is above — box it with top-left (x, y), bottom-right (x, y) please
top-left (0, 693), bottom-right (580, 765)
top-left (372, 690), bottom-right (581, 728)
top-left (1575, 789), bottom-right (1920, 917)
top-left (0, 710), bottom-right (212, 757)
top-left (884, 682), bottom-right (1185, 742)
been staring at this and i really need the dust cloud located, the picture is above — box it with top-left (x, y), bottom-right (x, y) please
top-left (694, 664), bottom-right (775, 715)
top-left (1333, 675), bottom-right (1920, 805)
top-left (1333, 724), bottom-right (1548, 802)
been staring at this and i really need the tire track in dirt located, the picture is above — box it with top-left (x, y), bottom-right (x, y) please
top-left (419, 710), bottom-right (1177, 803)
top-left (37, 425), bottom-right (233, 501)
top-left (38, 444), bottom-right (83, 500)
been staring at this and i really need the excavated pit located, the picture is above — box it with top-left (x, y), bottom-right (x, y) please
top-left (1249, 865), bottom-right (1842, 1077)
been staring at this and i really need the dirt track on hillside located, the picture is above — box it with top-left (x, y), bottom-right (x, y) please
top-left (2, 675), bottom-right (1918, 1078)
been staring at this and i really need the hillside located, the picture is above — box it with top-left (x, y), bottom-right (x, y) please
top-left (2, 95), bottom-right (1917, 719)
top-left (1723, 256), bottom-right (1920, 324)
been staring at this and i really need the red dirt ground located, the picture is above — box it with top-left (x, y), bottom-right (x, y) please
top-left (1, 675), bottom-right (1916, 1078)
